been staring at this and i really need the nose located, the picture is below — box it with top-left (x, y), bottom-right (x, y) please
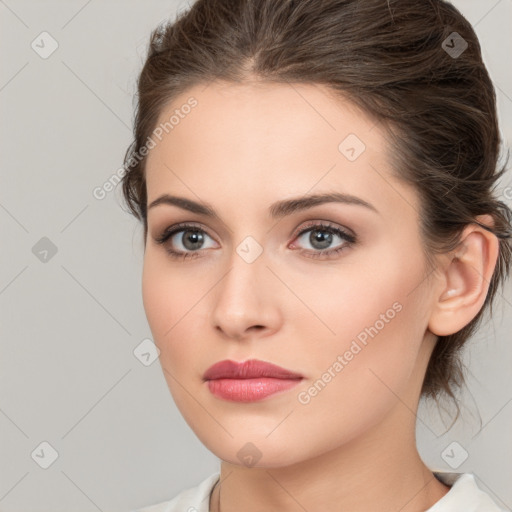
top-left (210, 248), bottom-right (282, 341)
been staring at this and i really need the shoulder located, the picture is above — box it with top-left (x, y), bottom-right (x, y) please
top-left (427, 471), bottom-right (508, 512)
top-left (131, 472), bottom-right (220, 512)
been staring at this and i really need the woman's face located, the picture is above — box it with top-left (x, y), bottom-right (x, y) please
top-left (142, 80), bottom-right (439, 467)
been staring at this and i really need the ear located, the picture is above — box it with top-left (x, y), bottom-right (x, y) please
top-left (428, 214), bottom-right (500, 337)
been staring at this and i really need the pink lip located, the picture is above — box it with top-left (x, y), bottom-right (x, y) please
top-left (203, 359), bottom-right (303, 402)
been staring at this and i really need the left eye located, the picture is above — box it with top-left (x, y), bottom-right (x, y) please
top-left (291, 223), bottom-right (356, 255)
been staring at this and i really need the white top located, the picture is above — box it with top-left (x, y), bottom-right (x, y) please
top-left (132, 470), bottom-right (508, 512)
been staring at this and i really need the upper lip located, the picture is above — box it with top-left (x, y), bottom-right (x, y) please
top-left (203, 359), bottom-right (303, 380)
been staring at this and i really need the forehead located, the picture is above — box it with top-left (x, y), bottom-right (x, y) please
top-left (144, 80), bottom-right (417, 221)
top-left (149, 80), bottom-right (380, 159)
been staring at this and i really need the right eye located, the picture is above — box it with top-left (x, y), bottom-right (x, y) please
top-left (154, 223), bottom-right (218, 260)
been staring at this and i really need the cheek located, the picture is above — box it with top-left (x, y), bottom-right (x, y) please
top-left (279, 263), bottom-right (429, 450)
top-left (141, 251), bottom-right (209, 376)
top-left (293, 246), bottom-right (430, 396)
top-left (142, 252), bottom-right (168, 340)
top-left (142, 253), bottom-right (188, 361)
top-left (141, 254), bottom-right (214, 433)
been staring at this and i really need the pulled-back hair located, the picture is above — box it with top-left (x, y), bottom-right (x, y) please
top-left (120, 0), bottom-right (511, 416)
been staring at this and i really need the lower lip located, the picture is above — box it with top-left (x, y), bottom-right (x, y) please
top-left (206, 377), bottom-right (302, 402)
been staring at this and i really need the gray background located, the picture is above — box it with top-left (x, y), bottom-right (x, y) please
top-left (0, 1), bottom-right (511, 511)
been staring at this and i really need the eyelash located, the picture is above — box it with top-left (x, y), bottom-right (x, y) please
top-left (154, 221), bottom-right (357, 261)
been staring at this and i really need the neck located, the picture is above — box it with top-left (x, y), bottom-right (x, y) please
top-left (210, 409), bottom-right (450, 512)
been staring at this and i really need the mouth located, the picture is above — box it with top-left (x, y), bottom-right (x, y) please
top-left (203, 359), bottom-right (303, 402)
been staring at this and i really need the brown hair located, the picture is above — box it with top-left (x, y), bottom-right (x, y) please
top-left (121, 0), bottom-right (511, 417)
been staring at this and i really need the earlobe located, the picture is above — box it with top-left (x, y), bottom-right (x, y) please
top-left (428, 215), bottom-right (499, 337)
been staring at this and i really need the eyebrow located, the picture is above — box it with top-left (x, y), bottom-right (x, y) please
top-left (147, 192), bottom-right (378, 219)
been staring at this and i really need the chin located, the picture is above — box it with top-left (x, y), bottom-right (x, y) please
top-left (198, 433), bottom-right (311, 469)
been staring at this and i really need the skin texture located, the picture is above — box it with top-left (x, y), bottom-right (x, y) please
top-left (142, 80), bottom-right (498, 511)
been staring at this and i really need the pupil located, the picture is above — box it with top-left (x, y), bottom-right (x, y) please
top-left (183, 230), bottom-right (203, 250)
top-left (311, 229), bottom-right (332, 249)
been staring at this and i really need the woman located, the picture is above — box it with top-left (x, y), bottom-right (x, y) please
top-left (122, 0), bottom-right (511, 510)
